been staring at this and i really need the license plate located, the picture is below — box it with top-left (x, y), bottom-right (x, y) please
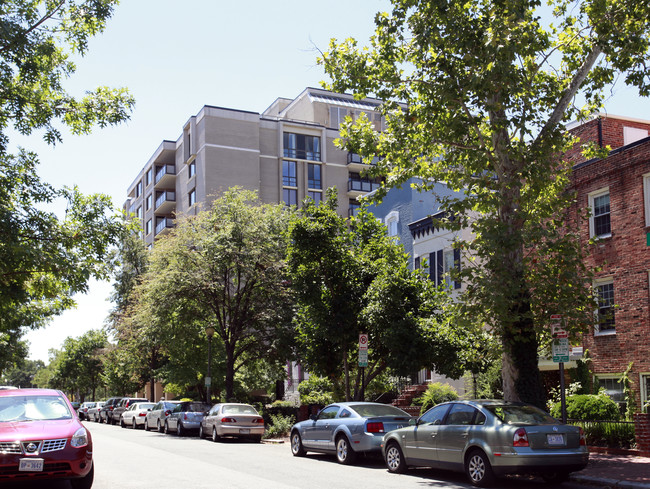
top-left (547, 434), bottom-right (564, 446)
top-left (239, 428), bottom-right (250, 434)
top-left (19, 458), bottom-right (44, 472)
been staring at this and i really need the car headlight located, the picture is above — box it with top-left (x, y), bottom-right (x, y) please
top-left (71, 427), bottom-right (89, 448)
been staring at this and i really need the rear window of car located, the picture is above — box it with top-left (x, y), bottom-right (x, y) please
top-left (485, 404), bottom-right (557, 425)
top-left (182, 402), bottom-right (210, 413)
top-left (350, 404), bottom-right (409, 418)
top-left (222, 405), bottom-right (257, 415)
top-left (0, 395), bottom-right (72, 422)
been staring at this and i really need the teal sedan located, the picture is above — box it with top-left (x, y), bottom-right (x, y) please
top-left (382, 400), bottom-right (588, 487)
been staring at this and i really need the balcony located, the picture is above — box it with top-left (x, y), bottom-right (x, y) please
top-left (348, 177), bottom-right (381, 198)
top-left (347, 152), bottom-right (379, 171)
top-left (155, 191), bottom-right (176, 214)
top-left (154, 164), bottom-right (176, 188)
top-left (155, 217), bottom-right (174, 236)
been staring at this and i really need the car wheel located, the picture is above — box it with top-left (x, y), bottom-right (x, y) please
top-left (290, 430), bottom-right (306, 456)
top-left (157, 420), bottom-right (163, 433)
top-left (336, 435), bottom-right (356, 465)
top-left (164, 421), bottom-right (170, 435)
top-left (198, 424), bottom-right (205, 439)
top-left (212, 426), bottom-right (221, 442)
top-left (120, 418), bottom-right (126, 428)
top-left (385, 441), bottom-right (408, 473)
top-left (465, 449), bottom-right (495, 487)
top-left (541, 471), bottom-right (570, 484)
top-left (131, 418), bottom-right (137, 429)
top-left (144, 420), bottom-right (149, 431)
top-left (70, 461), bottom-right (94, 489)
top-left (177, 422), bottom-right (185, 436)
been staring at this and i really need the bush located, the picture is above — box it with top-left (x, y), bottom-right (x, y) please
top-left (550, 393), bottom-right (620, 421)
top-left (263, 413), bottom-right (295, 439)
top-left (414, 382), bottom-right (459, 415)
top-left (298, 376), bottom-right (334, 406)
top-left (575, 420), bottom-right (636, 449)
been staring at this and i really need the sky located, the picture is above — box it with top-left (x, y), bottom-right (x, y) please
top-left (20, 0), bottom-right (650, 362)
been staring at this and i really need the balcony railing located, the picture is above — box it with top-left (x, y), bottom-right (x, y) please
top-left (347, 153), bottom-right (379, 166)
top-left (155, 217), bottom-right (174, 236)
top-left (155, 191), bottom-right (176, 210)
top-left (155, 164), bottom-right (176, 184)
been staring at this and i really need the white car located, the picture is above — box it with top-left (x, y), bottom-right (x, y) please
top-left (120, 402), bottom-right (155, 429)
top-left (200, 403), bottom-right (265, 442)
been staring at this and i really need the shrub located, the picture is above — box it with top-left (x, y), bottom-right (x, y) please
top-left (550, 393), bottom-right (620, 421)
top-left (414, 382), bottom-right (459, 415)
top-left (298, 376), bottom-right (334, 406)
top-left (263, 413), bottom-right (295, 439)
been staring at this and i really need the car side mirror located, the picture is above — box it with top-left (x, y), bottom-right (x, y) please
top-left (409, 417), bottom-right (417, 426)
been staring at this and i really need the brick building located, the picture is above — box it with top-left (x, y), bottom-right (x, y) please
top-left (568, 114), bottom-right (650, 411)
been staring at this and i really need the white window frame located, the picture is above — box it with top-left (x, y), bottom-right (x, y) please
top-left (588, 187), bottom-right (611, 239)
top-left (443, 249), bottom-right (455, 289)
top-left (594, 277), bottom-right (615, 336)
top-left (385, 211), bottom-right (399, 237)
top-left (640, 372), bottom-right (650, 414)
top-left (643, 173), bottom-right (650, 227)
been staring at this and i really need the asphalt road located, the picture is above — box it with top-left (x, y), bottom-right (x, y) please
top-left (4, 420), bottom-right (591, 489)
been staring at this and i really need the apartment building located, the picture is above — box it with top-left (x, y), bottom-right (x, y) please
top-left (567, 114), bottom-right (650, 411)
top-left (124, 88), bottom-right (385, 247)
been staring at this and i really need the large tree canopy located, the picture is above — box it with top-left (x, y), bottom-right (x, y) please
top-left (0, 0), bottom-right (135, 358)
top-left (321, 0), bottom-right (650, 406)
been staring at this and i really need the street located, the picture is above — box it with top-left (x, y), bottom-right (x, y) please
top-left (4, 421), bottom-right (590, 489)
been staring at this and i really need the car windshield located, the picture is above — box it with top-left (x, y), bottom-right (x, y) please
top-left (182, 402), bottom-right (211, 413)
top-left (222, 405), bottom-right (258, 415)
top-left (485, 404), bottom-right (558, 425)
top-left (351, 404), bottom-right (409, 418)
top-left (0, 395), bottom-right (72, 422)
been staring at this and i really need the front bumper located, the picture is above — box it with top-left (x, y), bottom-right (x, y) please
top-left (0, 446), bottom-right (92, 482)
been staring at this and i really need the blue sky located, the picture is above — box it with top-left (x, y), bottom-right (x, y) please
top-left (22, 0), bottom-right (650, 362)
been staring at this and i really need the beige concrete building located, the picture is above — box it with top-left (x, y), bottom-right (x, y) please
top-left (124, 88), bottom-right (385, 246)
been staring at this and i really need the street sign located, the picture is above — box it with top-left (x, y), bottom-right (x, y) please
top-left (359, 334), bottom-right (368, 350)
top-left (552, 338), bottom-right (570, 363)
top-left (358, 350), bottom-right (368, 367)
top-left (550, 314), bottom-right (568, 339)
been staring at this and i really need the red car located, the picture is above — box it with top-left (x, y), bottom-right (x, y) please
top-left (0, 388), bottom-right (93, 488)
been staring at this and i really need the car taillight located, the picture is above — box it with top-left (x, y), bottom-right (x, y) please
top-left (366, 422), bottom-right (385, 433)
top-left (252, 417), bottom-right (264, 424)
top-left (139, 412), bottom-right (147, 417)
top-left (513, 428), bottom-right (529, 447)
top-left (579, 427), bottom-right (586, 446)
top-left (164, 410), bottom-right (171, 416)
top-left (221, 417), bottom-right (236, 423)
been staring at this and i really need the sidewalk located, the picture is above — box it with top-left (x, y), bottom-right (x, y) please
top-left (571, 451), bottom-right (650, 488)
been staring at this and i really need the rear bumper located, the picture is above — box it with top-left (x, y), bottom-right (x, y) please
top-left (491, 451), bottom-right (589, 475)
top-left (218, 426), bottom-right (265, 437)
top-left (350, 432), bottom-right (385, 453)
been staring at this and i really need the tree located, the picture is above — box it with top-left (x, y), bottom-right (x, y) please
top-left (0, 358), bottom-right (44, 387)
top-left (128, 188), bottom-right (293, 401)
top-left (287, 190), bottom-right (476, 400)
top-left (49, 329), bottom-right (108, 400)
top-left (0, 1), bottom-right (135, 352)
top-left (320, 0), bottom-right (650, 407)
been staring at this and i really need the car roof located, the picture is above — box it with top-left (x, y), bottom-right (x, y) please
top-left (0, 388), bottom-right (64, 397)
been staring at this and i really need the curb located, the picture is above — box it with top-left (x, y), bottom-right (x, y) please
top-left (571, 474), bottom-right (650, 489)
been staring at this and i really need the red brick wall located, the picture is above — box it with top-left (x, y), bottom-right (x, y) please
top-left (568, 121), bottom-right (650, 411)
top-left (634, 413), bottom-right (650, 452)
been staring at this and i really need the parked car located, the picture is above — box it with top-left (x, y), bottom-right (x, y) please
top-left (86, 401), bottom-right (105, 422)
top-left (110, 397), bottom-right (149, 425)
top-left (164, 401), bottom-right (211, 436)
top-left (98, 397), bottom-right (123, 424)
top-left (77, 402), bottom-right (96, 421)
top-left (200, 403), bottom-right (265, 442)
top-left (381, 399), bottom-right (589, 487)
top-left (0, 388), bottom-right (94, 488)
top-left (120, 402), bottom-right (155, 429)
top-left (0, 386), bottom-right (17, 390)
top-left (290, 401), bottom-right (412, 464)
top-left (144, 400), bottom-right (181, 433)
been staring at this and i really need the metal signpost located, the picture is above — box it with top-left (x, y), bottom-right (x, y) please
top-left (359, 334), bottom-right (368, 400)
top-left (551, 314), bottom-right (568, 423)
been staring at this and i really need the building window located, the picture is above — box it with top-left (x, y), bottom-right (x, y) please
top-left (595, 279), bottom-right (615, 334)
top-left (307, 191), bottom-right (322, 204)
top-left (136, 206), bottom-right (142, 220)
top-left (330, 107), bottom-right (349, 129)
top-left (283, 188), bottom-right (297, 206)
top-left (283, 133), bottom-right (321, 161)
top-left (589, 189), bottom-right (611, 238)
top-left (145, 168), bottom-right (153, 187)
top-left (385, 211), bottom-right (399, 237)
top-left (145, 219), bottom-right (152, 236)
top-left (348, 200), bottom-right (360, 217)
top-left (597, 376), bottom-right (625, 413)
top-left (189, 189), bottom-right (196, 207)
top-left (135, 180), bottom-right (142, 198)
top-left (643, 174), bottom-right (650, 227)
top-left (308, 163), bottom-right (322, 190)
top-left (145, 193), bottom-right (153, 211)
top-left (189, 161), bottom-right (196, 178)
top-left (283, 160), bottom-right (297, 187)
top-left (348, 173), bottom-right (381, 192)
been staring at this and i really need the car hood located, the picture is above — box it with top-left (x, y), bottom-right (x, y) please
top-left (0, 419), bottom-right (80, 441)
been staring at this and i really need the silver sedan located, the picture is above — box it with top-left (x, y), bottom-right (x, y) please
top-left (200, 403), bottom-right (265, 442)
top-left (381, 399), bottom-right (589, 487)
top-left (290, 402), bottom-right (412, 465)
